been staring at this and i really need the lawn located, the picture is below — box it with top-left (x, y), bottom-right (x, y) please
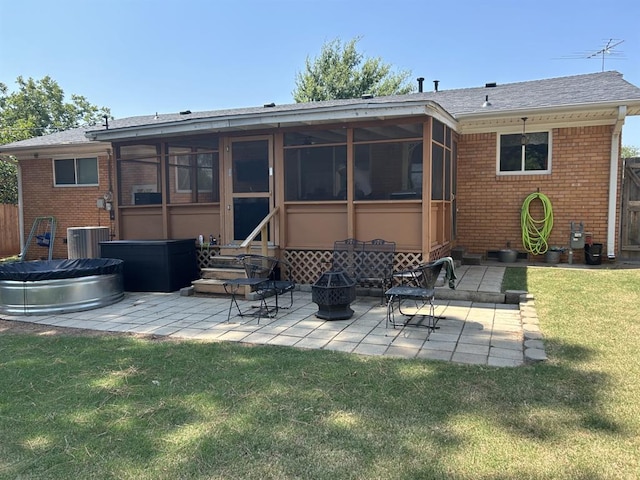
top-left (0, 267), bottom-right (639, 479)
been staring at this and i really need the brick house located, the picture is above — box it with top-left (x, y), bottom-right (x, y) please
top-left (2, 71), bottom-right (640, 282)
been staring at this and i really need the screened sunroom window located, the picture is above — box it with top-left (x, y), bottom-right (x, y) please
top-left (353, 124), bottom-right (423, 200)
top-left (499, 132), bottom-right (550, 173)
top-left (284, 145), bottom-right (347, 201)
top-left (117, 145), bottom-right (161, 206)
top-left (168, 146), bottom-right (219, 204)
top-left (284, 129), bottom-right (347, 201)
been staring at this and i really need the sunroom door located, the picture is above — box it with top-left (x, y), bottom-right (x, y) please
top-left (225, 137), bottom-right (273, 243)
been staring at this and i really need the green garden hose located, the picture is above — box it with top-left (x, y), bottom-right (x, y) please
top-left (521, 192), bottom-right (553, 255)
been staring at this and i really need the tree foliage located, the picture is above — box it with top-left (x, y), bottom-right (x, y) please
top-left (0, 76), bottom-right (110, 204)
top-left (0, 158), bottom-right (18, 204)
top-left (0, 76), bottom-right (111, 145)
top-left (293, 38), bottom-right (414, 102)
top-left (622, 145), bottom-right (640, 159)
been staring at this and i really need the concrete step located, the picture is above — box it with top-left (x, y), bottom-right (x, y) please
top-left (450, 246), bottom-right (466, 261)
top-left (201, 267), bottom-right (245, 280)
top-left (462, 253), bottom-right (483, 265)
top-left (435, 286), bottom-right (505, 304)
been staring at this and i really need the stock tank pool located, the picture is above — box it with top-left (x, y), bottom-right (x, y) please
top-left (0, 258), bottom-right (124, 316)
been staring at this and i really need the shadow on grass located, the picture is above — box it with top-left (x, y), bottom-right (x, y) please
top-left (0, 332), bottom-right (624, 479)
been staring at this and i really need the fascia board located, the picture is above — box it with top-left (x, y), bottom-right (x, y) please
top-left (0, 142), bottom-right (108, 160)
top-left (458, 100), bottom-right (640, 134)
top-left (86, 101), bottom-right (457, 142)
top-left (457, 99), bottom-right (640, 121)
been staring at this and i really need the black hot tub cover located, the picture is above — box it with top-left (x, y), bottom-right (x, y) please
top-left (0, 258), bottom-right (124, 282)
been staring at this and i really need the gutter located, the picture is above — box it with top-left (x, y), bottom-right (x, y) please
top-left (17, 162), bottom-right (24, 258)
top-left (607, 105), bottom-right (626, 260)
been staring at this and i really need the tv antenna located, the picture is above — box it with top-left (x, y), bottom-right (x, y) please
top-left (556, 38), bottom-right (625, 71)
top-left (588, 39), bottom-right (624, 71)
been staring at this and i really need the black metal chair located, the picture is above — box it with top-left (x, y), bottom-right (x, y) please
top-left (330, 238), bottom-right (396, 304)
top-left (224, 254), bottom-right (279, 323)
top-left (384, 261), bottom-right (444, 331)
top-left (361, 238), bottom-right (396, 304)
top-left (330, 238), bottom-right (364, 280)
top-left (270, 258), bottom-right (296, 310)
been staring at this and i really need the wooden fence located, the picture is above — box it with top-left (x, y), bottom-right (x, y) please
top-left (0, 204), bottom-right (20, 257)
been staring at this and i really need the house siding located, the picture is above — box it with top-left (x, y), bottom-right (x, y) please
top-left (20, 155), bottom-right (113, 259)
top-left (456, 125), bottom-right (619, 262)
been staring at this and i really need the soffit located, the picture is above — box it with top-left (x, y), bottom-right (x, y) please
top-left (458, 103), bottom-right (640, 134)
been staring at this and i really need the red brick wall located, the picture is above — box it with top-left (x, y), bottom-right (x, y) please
top-left (456, 125), bottom-right (620, 261)
top-left (20, 155), bottom-right (113, 259)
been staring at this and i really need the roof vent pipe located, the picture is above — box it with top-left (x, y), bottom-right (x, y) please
top-left (482, 95), bottom-right (492, 107)
top-left (361, 93), bottom-right (374, 99)
top-left (417, 77), bottom-right (424, 93)
top-left (434, 80), bottom-right (440, 92)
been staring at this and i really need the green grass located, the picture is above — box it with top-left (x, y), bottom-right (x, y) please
top-left (1, 267), bottom-right (639, 479)
top-left (501, 266), bottom-right (528, 291)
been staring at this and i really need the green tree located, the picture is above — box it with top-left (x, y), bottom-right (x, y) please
top-left (0, 157), bottom-right (18, 204)
top-left (0, 76), bottom-right (110, 204)
top-left (293, 38), bottom-right (414, 102)
top-left (622, 145), bottom-right (640, 159)
top-left (0, 76), bottom-right (111, 145)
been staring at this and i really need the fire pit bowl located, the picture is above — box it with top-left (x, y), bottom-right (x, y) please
top-left (311, 270), bottom-right (356, 320)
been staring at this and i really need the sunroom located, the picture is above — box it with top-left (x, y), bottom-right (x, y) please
top-left (87, 99), bottom-right (458, 283)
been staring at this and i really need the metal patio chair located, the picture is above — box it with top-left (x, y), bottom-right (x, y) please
top-left (224, 254), bottom-right (279, 323)
top-left (270, 258), bottom-right (296, 310)
top-left (361, 238), bottom-right (396, 304)
top-left (330, 238), bottom-right (364, 280)
top-left (384, 260), bottom-right (444, 331)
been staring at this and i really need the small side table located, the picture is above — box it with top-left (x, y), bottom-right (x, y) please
top-left (311, 270), bottom-right (356, 320)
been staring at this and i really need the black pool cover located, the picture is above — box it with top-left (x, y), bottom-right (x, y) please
top-left (0, 258), bottom-right (123, 282)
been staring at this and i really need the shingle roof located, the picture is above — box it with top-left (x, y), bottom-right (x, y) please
top-left (3, 71), bottom-right (640, 151)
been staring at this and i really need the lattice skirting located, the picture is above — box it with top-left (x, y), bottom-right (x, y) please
top-left (196, 247), bottom-right (219, 269)
top-left (283, 250), bottom-right (424, 285)
top-left (195, 246), bottom-right (441, 285)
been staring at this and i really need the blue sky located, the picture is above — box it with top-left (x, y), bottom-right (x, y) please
top-left (1, 0), bottom-right (639, 147)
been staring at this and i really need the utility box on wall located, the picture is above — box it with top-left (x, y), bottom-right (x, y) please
top-left (67, 227), bottom-right (110, 259)
top-left (570, 222), bottom-right (585, 249)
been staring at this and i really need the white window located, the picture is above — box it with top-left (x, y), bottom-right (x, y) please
top-left (54, 157), bottom-right (99, 186)
top-left (498, 131), bottom-right (551, 174)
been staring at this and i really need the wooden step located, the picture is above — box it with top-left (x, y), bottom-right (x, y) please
top-left (192, 279), bottom-right (251, 297)
top-left (208, 255), bottom-right (243, 269)
top-left (201, 267), bottom-right (246, 280)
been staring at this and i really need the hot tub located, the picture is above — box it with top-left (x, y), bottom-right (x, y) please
top-left (0, 258), bottom-right (124, 316)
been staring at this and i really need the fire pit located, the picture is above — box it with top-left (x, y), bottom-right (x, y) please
top-left (312, 270), bottom-right (356, 320)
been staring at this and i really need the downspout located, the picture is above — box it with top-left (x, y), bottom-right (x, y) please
top-left (607, 105), bottom-right (626, 260)
top-left (17, 161), bottom-right (25, 257)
